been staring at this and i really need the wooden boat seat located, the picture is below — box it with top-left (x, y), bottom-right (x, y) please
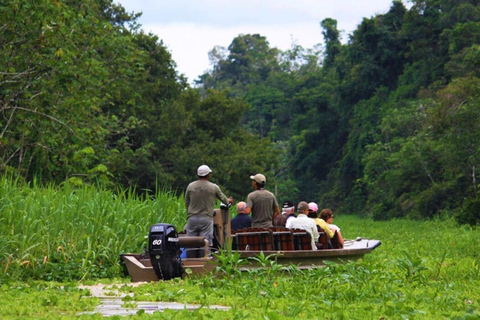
top-left (269, 227), bottom-right (294, 251)
top-left (235, 228), bottom-right (273, 251)
top-left (291, 229), bottom-right (312, 250)
top-left (230, 234), bottom-right (237, 250)
top-left (316, 225), bottom-right (333, 249)
top-left (331, 230), bottom-right (343, 249)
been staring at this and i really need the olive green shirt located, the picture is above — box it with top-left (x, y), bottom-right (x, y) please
top-left (246, 189), bottom-right (279, 228)
top-left (185, 179), bottom-right (229, 219)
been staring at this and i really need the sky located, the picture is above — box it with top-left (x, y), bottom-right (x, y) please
top-left (115, 0), bottom-right (411, 83)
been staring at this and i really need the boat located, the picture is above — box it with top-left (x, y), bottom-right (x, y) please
top-left (120, 208), bottom-right (381, 282)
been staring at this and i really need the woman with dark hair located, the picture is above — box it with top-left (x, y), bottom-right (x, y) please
top-left (320, 209), bottom-right (344, 246)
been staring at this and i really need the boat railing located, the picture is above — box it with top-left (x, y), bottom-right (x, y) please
top-left (234, 228), bottom-right (274, 251)
top-left (270, 227), bottom-right (294, 251)
top-left (232, 227), bottom-right (316, 251)
top-left (178, 235), bottom-right (210, 258)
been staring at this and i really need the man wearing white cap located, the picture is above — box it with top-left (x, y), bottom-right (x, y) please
top-left (185, 165), bottom-right (233, 252)
top-left (245, 173), bottom-right (280, 228)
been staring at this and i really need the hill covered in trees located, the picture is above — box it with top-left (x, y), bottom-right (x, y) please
top-left (1, 0), bottom-right (479, 224)
top-left (198, 0), bottom-right (480, 224)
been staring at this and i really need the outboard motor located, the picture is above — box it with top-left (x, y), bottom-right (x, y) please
top-left (148, 223), bottom-right (183, 280)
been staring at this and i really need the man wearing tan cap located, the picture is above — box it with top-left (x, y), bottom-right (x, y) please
top-left (287, 201), bottom-right (319, 250)
top-left (245, 173), bottom-right (280, 228)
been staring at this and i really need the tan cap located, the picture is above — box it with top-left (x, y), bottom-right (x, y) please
top-left (297, 201), bottom-right (309, 212)
top-left (250, 173), bottom-right (266, 184)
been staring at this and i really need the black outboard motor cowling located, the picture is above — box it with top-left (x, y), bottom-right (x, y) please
top-left (148, 223), bottom-right (183, 280)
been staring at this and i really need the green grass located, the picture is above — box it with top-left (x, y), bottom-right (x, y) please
top-left (0, 178), bottom-right (479, 319)
top-left (0, 177), bottom-right (186, 281)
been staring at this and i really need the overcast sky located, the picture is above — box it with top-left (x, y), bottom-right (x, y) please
top-left (115, 0), bottom-right (411, 83)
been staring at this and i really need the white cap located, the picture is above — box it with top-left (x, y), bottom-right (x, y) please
top-left (197, 165), bottom-right (212, 177)
top-left (250, 173), bottom-right (266, 184)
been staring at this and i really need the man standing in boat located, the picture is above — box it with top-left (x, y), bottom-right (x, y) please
top-left (245, 173), bottom-right (280, 228)
top-left (184, 165), bottom-right (233, 253)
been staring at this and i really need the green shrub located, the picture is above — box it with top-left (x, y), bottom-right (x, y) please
top-left (411, 180), bottom-right (465, 219)
top-left (456, 197), bottom-right (480, 225)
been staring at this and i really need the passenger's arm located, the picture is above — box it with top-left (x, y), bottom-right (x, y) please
top-left (312, 224), bottom-right (319, 242)
top-left (245, 195), bottom-right (252, 215)
top-left (336, 230), bottom-right (344, 245)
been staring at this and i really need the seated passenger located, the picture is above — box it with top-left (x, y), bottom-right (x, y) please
top-left (286, 201), bottom-right (319, 250)
top-left (308, 202), bottom-right (334, 240)
top-left (231, 201), bottom-right (252, 231)
top-left (273, 200), bottom-right (296, 227)
top-left (320, 208), bottom-right (344, 246)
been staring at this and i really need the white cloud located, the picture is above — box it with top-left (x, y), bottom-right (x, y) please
top-left (116, 0), bottom-right (412, 83)
top-left (146, 22), bottom-right (323, 81)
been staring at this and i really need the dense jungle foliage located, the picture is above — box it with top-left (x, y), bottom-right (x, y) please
top-left (1, 0), bottom-right (480, 224)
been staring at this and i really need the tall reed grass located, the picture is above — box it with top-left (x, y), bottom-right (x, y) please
top-left (0, 177), bottom-right (186, 280)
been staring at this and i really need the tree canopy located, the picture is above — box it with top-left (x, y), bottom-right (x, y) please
top-left (197, 0), bottom-right (480, 224)
top-left (2, 0), bottom-right (480, 224)
top-left (0, 0), bottom-right (276, 200)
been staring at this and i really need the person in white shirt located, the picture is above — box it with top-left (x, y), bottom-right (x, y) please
top-left (286, 201), bottom-right (319, 250)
